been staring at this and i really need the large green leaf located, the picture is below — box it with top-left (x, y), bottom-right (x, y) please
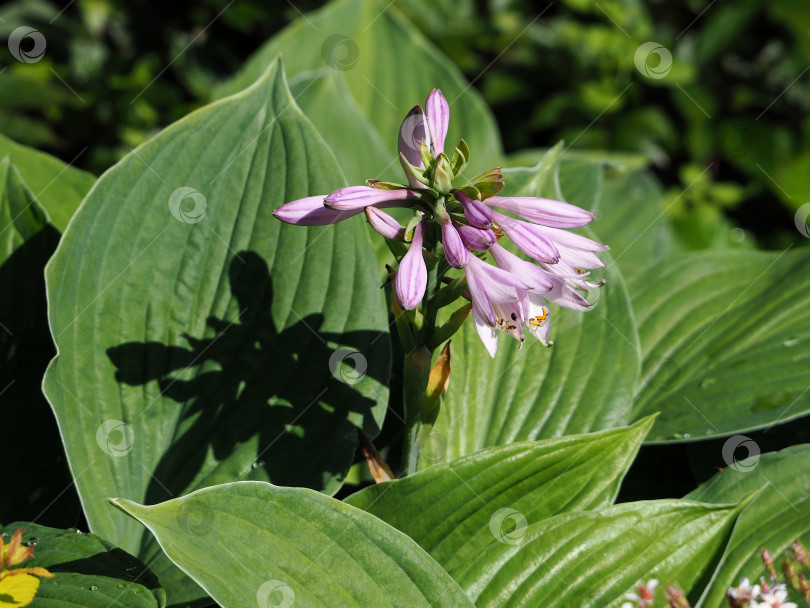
top-left (593, 167), bottom-right (675, 278)
top-left (685, 445), bottom-right (810, 606)
top-left (0, 133), bottom-right (95, 232)
top-left (42, 59), bottom-right (390, 603)
top-left (214, 0), bottom-right (502, 175)
top-left (290, 70), bottom-right (393, 185)
top-left (630, 249), bottom-right (810, 441)
top-left (0, 159), bottom-right (77, 527)
top-left (0, 522), bottom-right (165, 608)
top-left (112, 482), bottom-right (476, 608)
top-left (345, 418), bottom-right (652, 573)
top-left (450, 499), bottom-right (747, 607)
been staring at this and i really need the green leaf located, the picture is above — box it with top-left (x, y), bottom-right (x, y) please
top-left (450, 499), bottom-right (747, 607)
top-left (501, 143), bottom-right (564, 200)
top-left (685, 445), bottom-right (810, 607)
top-left (0, 133), bottom-right (95, 232)
top-left (0, 159), bottom-right (76, 527)
top-left (345, 418), bottom-right (653, 573)
top-left (0, 522), bottom-right (165, 608)
top-left (290, 70), bottom-right (394, 185)
top-left (592, 167), bottom-right (675, 278)
top-left (42, 58), bottom-right (390, 603)
top-left (112, 482), bottom-right (476, 608)
top-left (426, 248), bottom-right (639, 462)
top-left (629, 249), bottom-right (810, 441)
top-left (213, 0), bottom-right (502, 174)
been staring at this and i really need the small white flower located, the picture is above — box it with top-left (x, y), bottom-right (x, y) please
top-left (623, 579), bottom-right (658, 606)
top-left (728, 577), bottom-right (761, 602)
top-left (756, 584), bottom-right (798, 608)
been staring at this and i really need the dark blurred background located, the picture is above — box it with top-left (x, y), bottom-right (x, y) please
top-left (1, 0), bottom-right (808, 249)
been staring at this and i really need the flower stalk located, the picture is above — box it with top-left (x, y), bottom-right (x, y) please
top-left (274, 88), bottom-right (608, 476)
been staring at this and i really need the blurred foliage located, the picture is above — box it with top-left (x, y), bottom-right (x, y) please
top-left (0, 0), bottom-right (807, 248)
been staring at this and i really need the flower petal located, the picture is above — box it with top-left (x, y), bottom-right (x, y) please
top-left (441, 221), bottom-right (470, 268)
top-left (490, 243), bottom-right (554, 292)
top-left (395, 220), bottom-right (427, 309)
top-left (324, 186), bottom-right (414, 211)
top-left (273, 195), bottom-right (363, 226)
top-left (493, 212), bottom-right (560, 263)
top-left (425, 89), bottom-right (449, 156)
top-left (487, 195), bottom-right (594, 227)
top-left (546, 278), bottom-right (592, 310)
top-left (365, 207), bottom-right (405, 240)
top-left (457, 224), bottom-right (496, 251)
top-left (473, 304), bottom-right (499, 358)
top-left (454, 189), bottom-right (493, 228)
top-left (528, 223), bottom-right (609, 252)
top-left (398, 105), bottom-right (430, 188)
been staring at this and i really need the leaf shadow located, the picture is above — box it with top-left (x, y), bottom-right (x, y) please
top-left (106, 251), bottom-right (389, 508)
top-left (0, 225), bottom-right (81, 528)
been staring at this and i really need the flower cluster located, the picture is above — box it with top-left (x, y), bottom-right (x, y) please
top-left (274, 89), bottom-right (606, 356)
top-left (727, 579), bottom-right (798, 608)
top-left (0, 528), bottom-right (53, 607)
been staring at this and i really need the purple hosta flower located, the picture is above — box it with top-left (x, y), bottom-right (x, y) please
top-left (439, 220), bottom-right (469, 269)
top-left (454, 189), bottom-right (493, 228)
top-left (273, 87), bottom-right (607, 354)
top-left (728, 577), bottom-right (761, 607)
top-left (395, 220), bottom-right (427, 310)
top-left (365, 207), bottom-right (405, 240)
top-left (622, 579), bottom-right (658, 608)
top-left (457, 224), bottom-right (496, 251)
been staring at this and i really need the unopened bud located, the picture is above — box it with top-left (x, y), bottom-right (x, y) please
top-left (762, 547), bottom-right (778, 581)
top-left (665, 584), bottom-right (690, 608)
top-left (432, 154), bottom-right (454, 193)
top-left (783, 558), bottom-right (800, 590)
top-left (791, 540), bottom-right (810, 568)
